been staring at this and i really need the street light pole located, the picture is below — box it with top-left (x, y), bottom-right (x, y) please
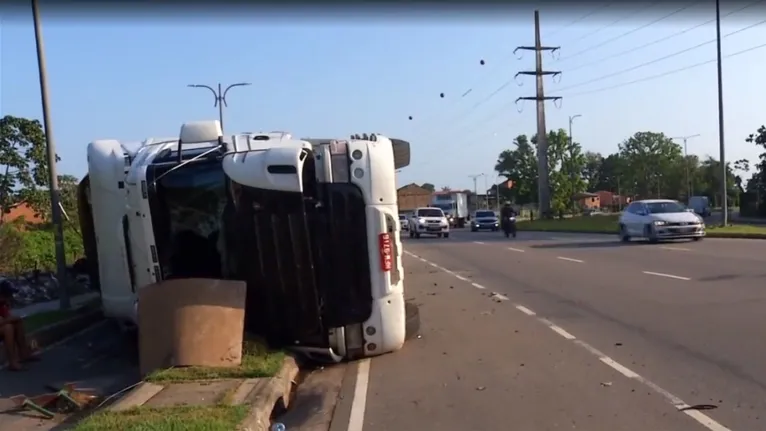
top-left (187, 82), bottom-right (251, 132)
top-left (715, 0), bottom-right (728, 226)
top-left (32, 0), bottom-right (69, 310)
top-left (670, 134), bottom-right (700, 201)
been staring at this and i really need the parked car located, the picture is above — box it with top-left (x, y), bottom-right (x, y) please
top-left (408, 207), bottom-right (450, 238)
top-left (399, 214), bottom-right (409, 231)
top-left (618, 199), bottom-right (705, 243)
top-left (470, 210), bottom-right (499, 232)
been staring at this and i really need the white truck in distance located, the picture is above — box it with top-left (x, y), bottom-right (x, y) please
top-left (408, 207), bottom-right (450, 239)
top-left (431, 191), bottom-right (468, 228)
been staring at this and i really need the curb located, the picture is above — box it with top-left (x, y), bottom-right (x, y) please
top-left (517, 228), bottom-right (766, 240)
top-left (0, 306), bottom-right (104, 367)
top-left (238, 356), bottom-right (300, 431)
top-left (104, 356), bottom-right (300, 431)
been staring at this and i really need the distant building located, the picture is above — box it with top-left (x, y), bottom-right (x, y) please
top-left (2, 202), bottom-right (43, 225)
top-left (573, 192), bottom-right (600, 210)
top-left (397, 184), bottom-right (432, 212)
top-left (595, 191), bottom-right (630, 209)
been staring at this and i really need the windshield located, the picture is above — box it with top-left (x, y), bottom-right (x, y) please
top-left (417, 209), bottom-right (444, 217)
top-left (399, 215), bottom-right (407, 220)
top-left (148, 161), bottom-right (228, 280)
top-left (475, 211), bottom-right (495, 218)
top-left (646, 201), bottom-right (687, 214)
top-left (432, 202), bottom-right (453, 211)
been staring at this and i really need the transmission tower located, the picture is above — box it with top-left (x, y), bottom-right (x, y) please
top-left (515, 10), bottom-right (562, 219)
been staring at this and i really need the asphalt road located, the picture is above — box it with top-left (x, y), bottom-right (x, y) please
top-left (332, 229), bottom-right (766, 431)
top-left (0, 321), bottom-right (139, 430)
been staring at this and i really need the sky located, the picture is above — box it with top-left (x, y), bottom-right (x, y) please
top-left (1, 2), bottom-right (765, 192)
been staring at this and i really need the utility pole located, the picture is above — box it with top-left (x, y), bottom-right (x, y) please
top-left (469, 174), bottom-right (483, 211)
top-left (715, 0), bottom-right (728, 226)
top-left (32, 0), bottom-right (69, 310)
top-left (670, 134), bottom-right (700, 201)
top-left (483, 174), bottom-right (489, 209)
top-left (187, 82), bottom-right (252, 132)
top-left (515, 10), bottom-right (561, 219)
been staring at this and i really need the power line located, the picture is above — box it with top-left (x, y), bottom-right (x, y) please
top-left (564, 0), bottom-right (764, 73)
top-left (565, 2), bottom-right (659, 45)
top-left (556, 18), bottom-right (766, 94)
top-left (563, 41), bottom-right (766, 98)
top-left (556, 2), bottom-right (697, 63)
top-left (544, 3), bottom-right (613, 38)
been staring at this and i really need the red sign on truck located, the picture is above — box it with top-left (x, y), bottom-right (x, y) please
top-left (379, 233), bottom-right (392, 271)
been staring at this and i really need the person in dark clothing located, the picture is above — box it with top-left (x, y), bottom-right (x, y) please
top-left (500, 204), bottom-right (517, 219)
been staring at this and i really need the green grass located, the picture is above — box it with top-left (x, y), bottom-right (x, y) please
top-left (517, 214), bottom-right (766, 238)
top-left (72, 405), bottom-right (249, 431)
top-left (145, 340), bottom-right (285, 383)
top-left (22, 298), bottom-right (101, 333)
top-left (23, 309), bottom-right (76, 332)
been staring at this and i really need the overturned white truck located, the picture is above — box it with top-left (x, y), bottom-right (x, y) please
top-left (78, 121), bottom-right (416, 361)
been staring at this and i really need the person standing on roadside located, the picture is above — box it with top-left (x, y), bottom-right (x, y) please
top-left (0, 281), bottom-right (38, 371)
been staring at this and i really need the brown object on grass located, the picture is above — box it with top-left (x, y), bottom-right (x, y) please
top-left (138, 278), bottom-right (246, 376)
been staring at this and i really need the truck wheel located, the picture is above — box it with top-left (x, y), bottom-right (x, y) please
top-left (415, 233), bottom-right (421, 239)
top-left (404, 301), bottom-right (421, 341)
top-left (409, 230), bottom-right (414, 238)
top-left (437, 233), bottom-right (443, 238)
top-left (443, 233), bottom-right (450, 238)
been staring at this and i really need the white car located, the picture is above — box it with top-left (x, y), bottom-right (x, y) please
top-left (409, 207), bottom-right (450, 239)
top-left (618, 199), bottom-right (705, 243)
top-left (398, 214), bottom-right (409, 231)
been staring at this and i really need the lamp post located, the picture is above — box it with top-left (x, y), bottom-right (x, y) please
top-left (32, 0), bottom-right (69, 310)
top-left (187, 82), bottom-right (251, 131)
top-left (670, 134), bottom-right (701, 201)
top-left (715, 0), bottom-right (728, 226)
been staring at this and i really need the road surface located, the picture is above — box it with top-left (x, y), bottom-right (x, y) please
top-left (0, 321), bottom-right (139, 430)
top-left (330, 229), bottom-right (766, 431)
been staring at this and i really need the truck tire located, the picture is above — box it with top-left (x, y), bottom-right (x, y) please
top-left (404, 301), bottom-right (421, 341)
top-left (443, 233), bottom-right (450, 238)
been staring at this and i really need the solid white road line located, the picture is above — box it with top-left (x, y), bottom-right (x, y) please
top-left (471, 282), bottom-right (486, 290)
top-left (557, 256), bottom-right (585, 263)
top-left (453, 274), bottom-right (469, 282)
top-left (473, 241), bottom-right (485, 245)
top-left (643, 271), bottom-right (691, 281)
top-left (347, 358), bottom-right (371, 431)
top-left (401, 252), bottom-right (731, 431)
top-left (507, 247), bottom-right (526, 253)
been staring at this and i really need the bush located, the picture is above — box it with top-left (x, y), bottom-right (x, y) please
top-left (0, 222), bottom-right (84, 274)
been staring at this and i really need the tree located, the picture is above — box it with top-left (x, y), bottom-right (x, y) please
top-left (420, 183), bottom-right (435, 192)
top-left (582, 152), bottom-right (603, 192)
top-left (591, 153), bottom-right (624, 193)
top-left (618, 132), bottom-right (683, 199)
top-left (26, 174), bottom-right (80, 226)
top-left (494, 135), bottom-right (538, 205)
top-left (536, 128), bottom-right (586, 214)
top-left (0, 115), bottom-right (58, 223)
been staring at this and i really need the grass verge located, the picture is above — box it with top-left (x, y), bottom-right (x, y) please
top-left (516, 214), bottom-right (766, 238)
top-left (72, 405), bottom-right (249, 431)
top-left (22, 297), bottom-right (101, 332)
top-left (145, 339), bottom-right (285, 382)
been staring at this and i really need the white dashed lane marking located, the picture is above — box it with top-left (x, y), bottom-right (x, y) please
top-left (556, 256), bottom-right (585, 263)
top-left (660, 246), bottom-right (692, 252)
top-left (507, 247), bottom-right (526, 253)
top-left (402, 250), bottom-right (732, 431)
top-left (643, 271), bottom-right (691, 281)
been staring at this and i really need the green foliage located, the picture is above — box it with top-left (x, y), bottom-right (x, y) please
top-left (420, 183), bottom-right (435, 192)
top-left (0, 115), bottom-right (82, 273)
top-left (494, 130), bottom-right (586, 212)
top-left (494, 128), bottom-right (752, 211)
top-left (0, 115), bottom-right (61, 222)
